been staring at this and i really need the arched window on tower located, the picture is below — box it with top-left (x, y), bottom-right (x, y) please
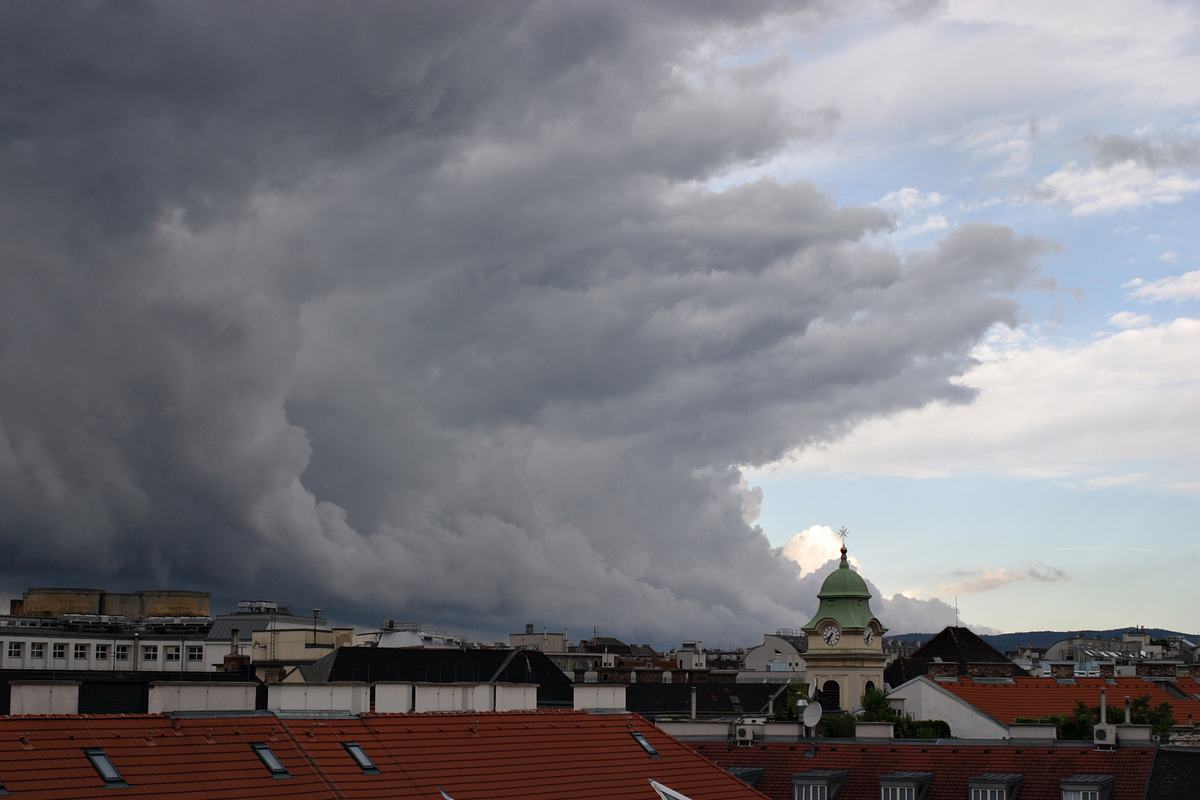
top-left (865, 680), bottom-right (876, 693)
top-left (818, 679), bottom-right (841, 711)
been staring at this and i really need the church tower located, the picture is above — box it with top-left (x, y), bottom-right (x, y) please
top-left (800, 535), bottom-right (887, 712)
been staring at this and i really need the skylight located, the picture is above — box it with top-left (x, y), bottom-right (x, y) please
top-left (631, 730), bottom-right (660, 757)
top-left (84, 749), bottom-right (126, 786)
top-left (343, 742), bottom-right (380, 773)
top-left (251, 743), bottom-right (289, 776)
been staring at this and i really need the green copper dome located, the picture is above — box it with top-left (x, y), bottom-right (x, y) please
top-left (803, 546), bottom-right (882, 631)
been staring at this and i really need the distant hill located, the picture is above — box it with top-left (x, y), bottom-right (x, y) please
top-left (885, 628), bottom-right (1196, 653)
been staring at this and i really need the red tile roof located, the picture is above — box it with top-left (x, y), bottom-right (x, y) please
top-left (693, 740), bottom-right (1156, 800)
top-left (282, 710), bottom-right (767, 799)
top-left (938, 677), bottom-right (1200, 726)
top-left (0, 711), bottom-right (766, 800)
top-left (0, 714), bottom-right (336, 799)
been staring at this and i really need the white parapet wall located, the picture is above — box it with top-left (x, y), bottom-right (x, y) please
top-left (374, 682), bottom-right (538, 713)
top-left (9, 682), bottom-right (80, 714)
top-left (374, 682), bottom-right (415, 714)
top-left (267, 682), bottom-right (370, 714)
top-left (494, 683), bottom-right (538, 711)
top-left (573, 684), bottom-right (627, 711)
top-left (148, 682), bottom-right (258, 714)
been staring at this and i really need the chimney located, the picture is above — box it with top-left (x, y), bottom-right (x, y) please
top-left (690, 686), bottom-right (697, 720)
top-left (1100, 688), bottom-right (1107, 724)
top-left (230, 627), bottom-right (240, 656)
top-left (1124, 696), bottom-right (1131, 724)
top-left (526, 623), bottom-right (534, 635)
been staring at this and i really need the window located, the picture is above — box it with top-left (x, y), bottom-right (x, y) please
top-left (343, 742), bottom-right (380, 773)
top-left (85, 748), bottom-right (126, 786)
top-left (142, 645), bottom-right (158, 661)
top-left (794, 769), bottom-right (847, 799)
top-left (30, 642), bottom-right (44, 659)
top-left (52, 642), bottom-right (66, 659)
top-left (164, 645), bottom-right (181, 662)
top-left (630, 730), bottom-right (659, 757)
top-left (970, 773), bottom-right (1022, 800)
top-left (880, 773), bottom-right (931, 800)
top-left (115, 644), bottom-right (130, 661)
top-left (96, 644), bottom-right (109, 660)
top-left (1061, 774), bottom-right (1113, 800)
top-left (6, 642), bottom-right (21, 659)
top-left (187, 645), bottom-right (204, 662)
top-left (251, 743), bottom-right (289, 776)
top-left (74, 643), bottom-right (89, 660)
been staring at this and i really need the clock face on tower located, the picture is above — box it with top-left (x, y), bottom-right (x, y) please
top-left (820, 624), bottom-right (841, 645)
top-left (863, 629), bottom-right (874, 646)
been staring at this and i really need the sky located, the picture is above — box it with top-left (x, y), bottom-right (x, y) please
top-left (0, 1), bottom-right (1196, 643)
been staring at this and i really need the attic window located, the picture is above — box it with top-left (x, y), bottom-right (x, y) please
top-left (251, 743), bottom-right (290, 777)
top-left (880, 771), bottom-right (932, 800)
top-left (84, 749), bottom-right (127, 786)
top-left (631, 730), bottom-right (660, 758)
top-left (1061, 774), bottom-right (1114, 800)
top-left (970, 773), bottom-right (1023, 800)
top-left (794, 769), bottom-right (848, 800)
top-left (343, 742), bottom-right (380, 773)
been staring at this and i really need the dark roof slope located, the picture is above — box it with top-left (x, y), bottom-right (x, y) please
top-left (695, 740), bottom-right (1155, 800)
top-left (886, 626), bottom-right (1027, 687)
top-left (626, 683), bottom-right (789, 718)
top-left (1149, 746), bottom-right (1200, 800)
top-left (300, 647), bottom-right (572, 705)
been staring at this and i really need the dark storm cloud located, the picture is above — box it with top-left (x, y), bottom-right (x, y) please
top-left (0, 2), bottom-right (1045, 641)
top-left (1088, 133), bottom-right (1200, 170)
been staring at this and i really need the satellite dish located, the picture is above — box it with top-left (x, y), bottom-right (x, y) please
top-left (802, 701), bottom-right (823, 728)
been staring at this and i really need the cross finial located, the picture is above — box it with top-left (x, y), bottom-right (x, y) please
top-left (837, 526), bottom-right (849, 559)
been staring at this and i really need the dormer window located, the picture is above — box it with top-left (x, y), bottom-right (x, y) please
top-left (1061, 775), bottom-right (1114, 800)
top-left (794, 769), bottom-right (848, 800)
top-left (880, 771), bottom-right (932, 800)
top-left (970, 773), bottom-right (1023, 800)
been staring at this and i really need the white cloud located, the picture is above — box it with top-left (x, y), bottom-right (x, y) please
top-left (1127, 270), bottom-right (1200, 302)
top-left (764, 318), bottom-right (1200, 486)
top-left (909, 213), bottom-right (950, 234)
top-left (1160, 250), bottom-right (1180, 263)
top-left (876, 187), bottom-right (945, 213)
top-left (1081, 472), bottom-right (1152, 487)
top-left (1036, 160), bottom-right (1200, 215)
top-left (1108, 311), bottom-right (1152, 328)
top-left (780, 524), bottom-right (859, 577)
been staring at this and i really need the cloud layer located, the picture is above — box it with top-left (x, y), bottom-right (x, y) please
top-left (0, 3), bottom-right (1045, 642)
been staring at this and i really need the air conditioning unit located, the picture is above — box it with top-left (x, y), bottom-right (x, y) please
top-left (1093, 724), bottom-right (1117, 746)
top-left (735, 725), bottom-right (756, 745)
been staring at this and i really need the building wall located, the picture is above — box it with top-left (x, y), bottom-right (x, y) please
top-left (147, 682), bottom-right (257, 713)
top-left (744, 635), bottom-right (805, 672)
top-left (19, 588), bottom-right (211, 620)
top-left (887, 678), bottom-right (1007, 739)
top-left (267, 683), bottom-right (369, 713)
top-left (9, 682), bottom-right (80, 714)
top-left (0, 631), bottom-right (211, 672)
top-left (250, 627), bottom-right (335, 663)
top-left (573, 684), bottom-right (627, 710)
